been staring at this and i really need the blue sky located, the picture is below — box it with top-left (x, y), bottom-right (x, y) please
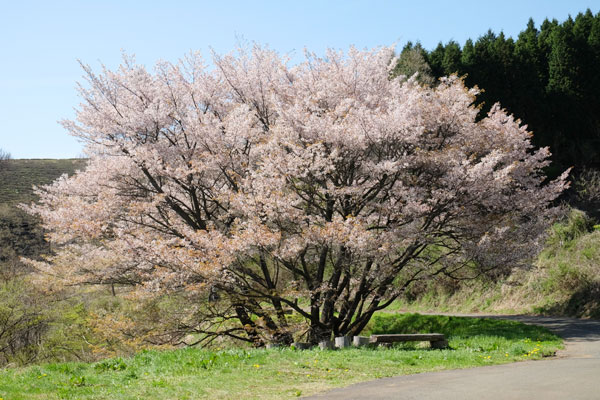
top-left (1, 0), bottom-right (598, 159)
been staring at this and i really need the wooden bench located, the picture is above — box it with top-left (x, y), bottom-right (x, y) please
top-left (369, 333), bottom-right (449, 349)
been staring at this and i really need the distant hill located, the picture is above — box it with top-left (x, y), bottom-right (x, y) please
top-left (0, 159), bottom-right (88, 278)
top-left (0, 159), bottom-right (87, 206)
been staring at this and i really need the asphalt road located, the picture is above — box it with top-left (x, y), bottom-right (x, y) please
top-left (306, 315), bottom-right (600, 400)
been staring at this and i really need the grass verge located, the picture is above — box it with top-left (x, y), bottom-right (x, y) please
top-left (0, 314), bottom-right (562, 400)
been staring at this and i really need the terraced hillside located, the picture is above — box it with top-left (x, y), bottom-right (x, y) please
top-left (0, 158), bottom-right (87, 205)
top-left (0, 159), bottom-right (87, 278)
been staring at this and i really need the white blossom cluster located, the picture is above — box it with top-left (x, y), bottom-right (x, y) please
top-left (25, 46), bottom-right (568, 343)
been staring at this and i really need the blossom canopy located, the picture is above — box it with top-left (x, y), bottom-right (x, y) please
top-left (27, 46), bottom-right (568, 344)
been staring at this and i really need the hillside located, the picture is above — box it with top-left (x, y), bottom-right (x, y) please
top-left (0, 158), bottom-right (87, 206)
top-left (395, 210), bottom-right (600, 319)
top-left (0, 159), bottom-right (88, 278)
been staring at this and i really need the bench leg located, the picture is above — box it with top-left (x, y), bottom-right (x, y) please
top-left (430, 339), bottom-right (448, 349)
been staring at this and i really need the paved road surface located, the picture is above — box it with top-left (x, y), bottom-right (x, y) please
top-left (306, 315), bottom-right (600, 400)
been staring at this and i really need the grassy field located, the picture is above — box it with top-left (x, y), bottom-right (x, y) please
top-left (0, 314), bottom-right (562, 400)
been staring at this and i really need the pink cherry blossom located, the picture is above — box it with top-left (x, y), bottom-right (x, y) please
top-left (25, 45), bottom-right (568, 345)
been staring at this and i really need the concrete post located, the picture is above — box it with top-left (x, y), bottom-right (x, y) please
top-left (353, 336), bottom-right (370, 347)
top-left (334, 336), bottom-right (350, 348)
top-left (319, 340), bottom-right (334, 350)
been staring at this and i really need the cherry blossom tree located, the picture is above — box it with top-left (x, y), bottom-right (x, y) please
top-left (26, 46), bottom-right (568, 346)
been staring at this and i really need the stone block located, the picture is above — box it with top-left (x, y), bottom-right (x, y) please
top-left (353, 336), bottom-right (370, 347)
top-left (334, 336), bottom-right (350, 348)
top-left (318, 340), bottom-right (334, 350)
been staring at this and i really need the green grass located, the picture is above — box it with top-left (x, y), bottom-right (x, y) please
top-left (0, 314), bottom-right (562, 400)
